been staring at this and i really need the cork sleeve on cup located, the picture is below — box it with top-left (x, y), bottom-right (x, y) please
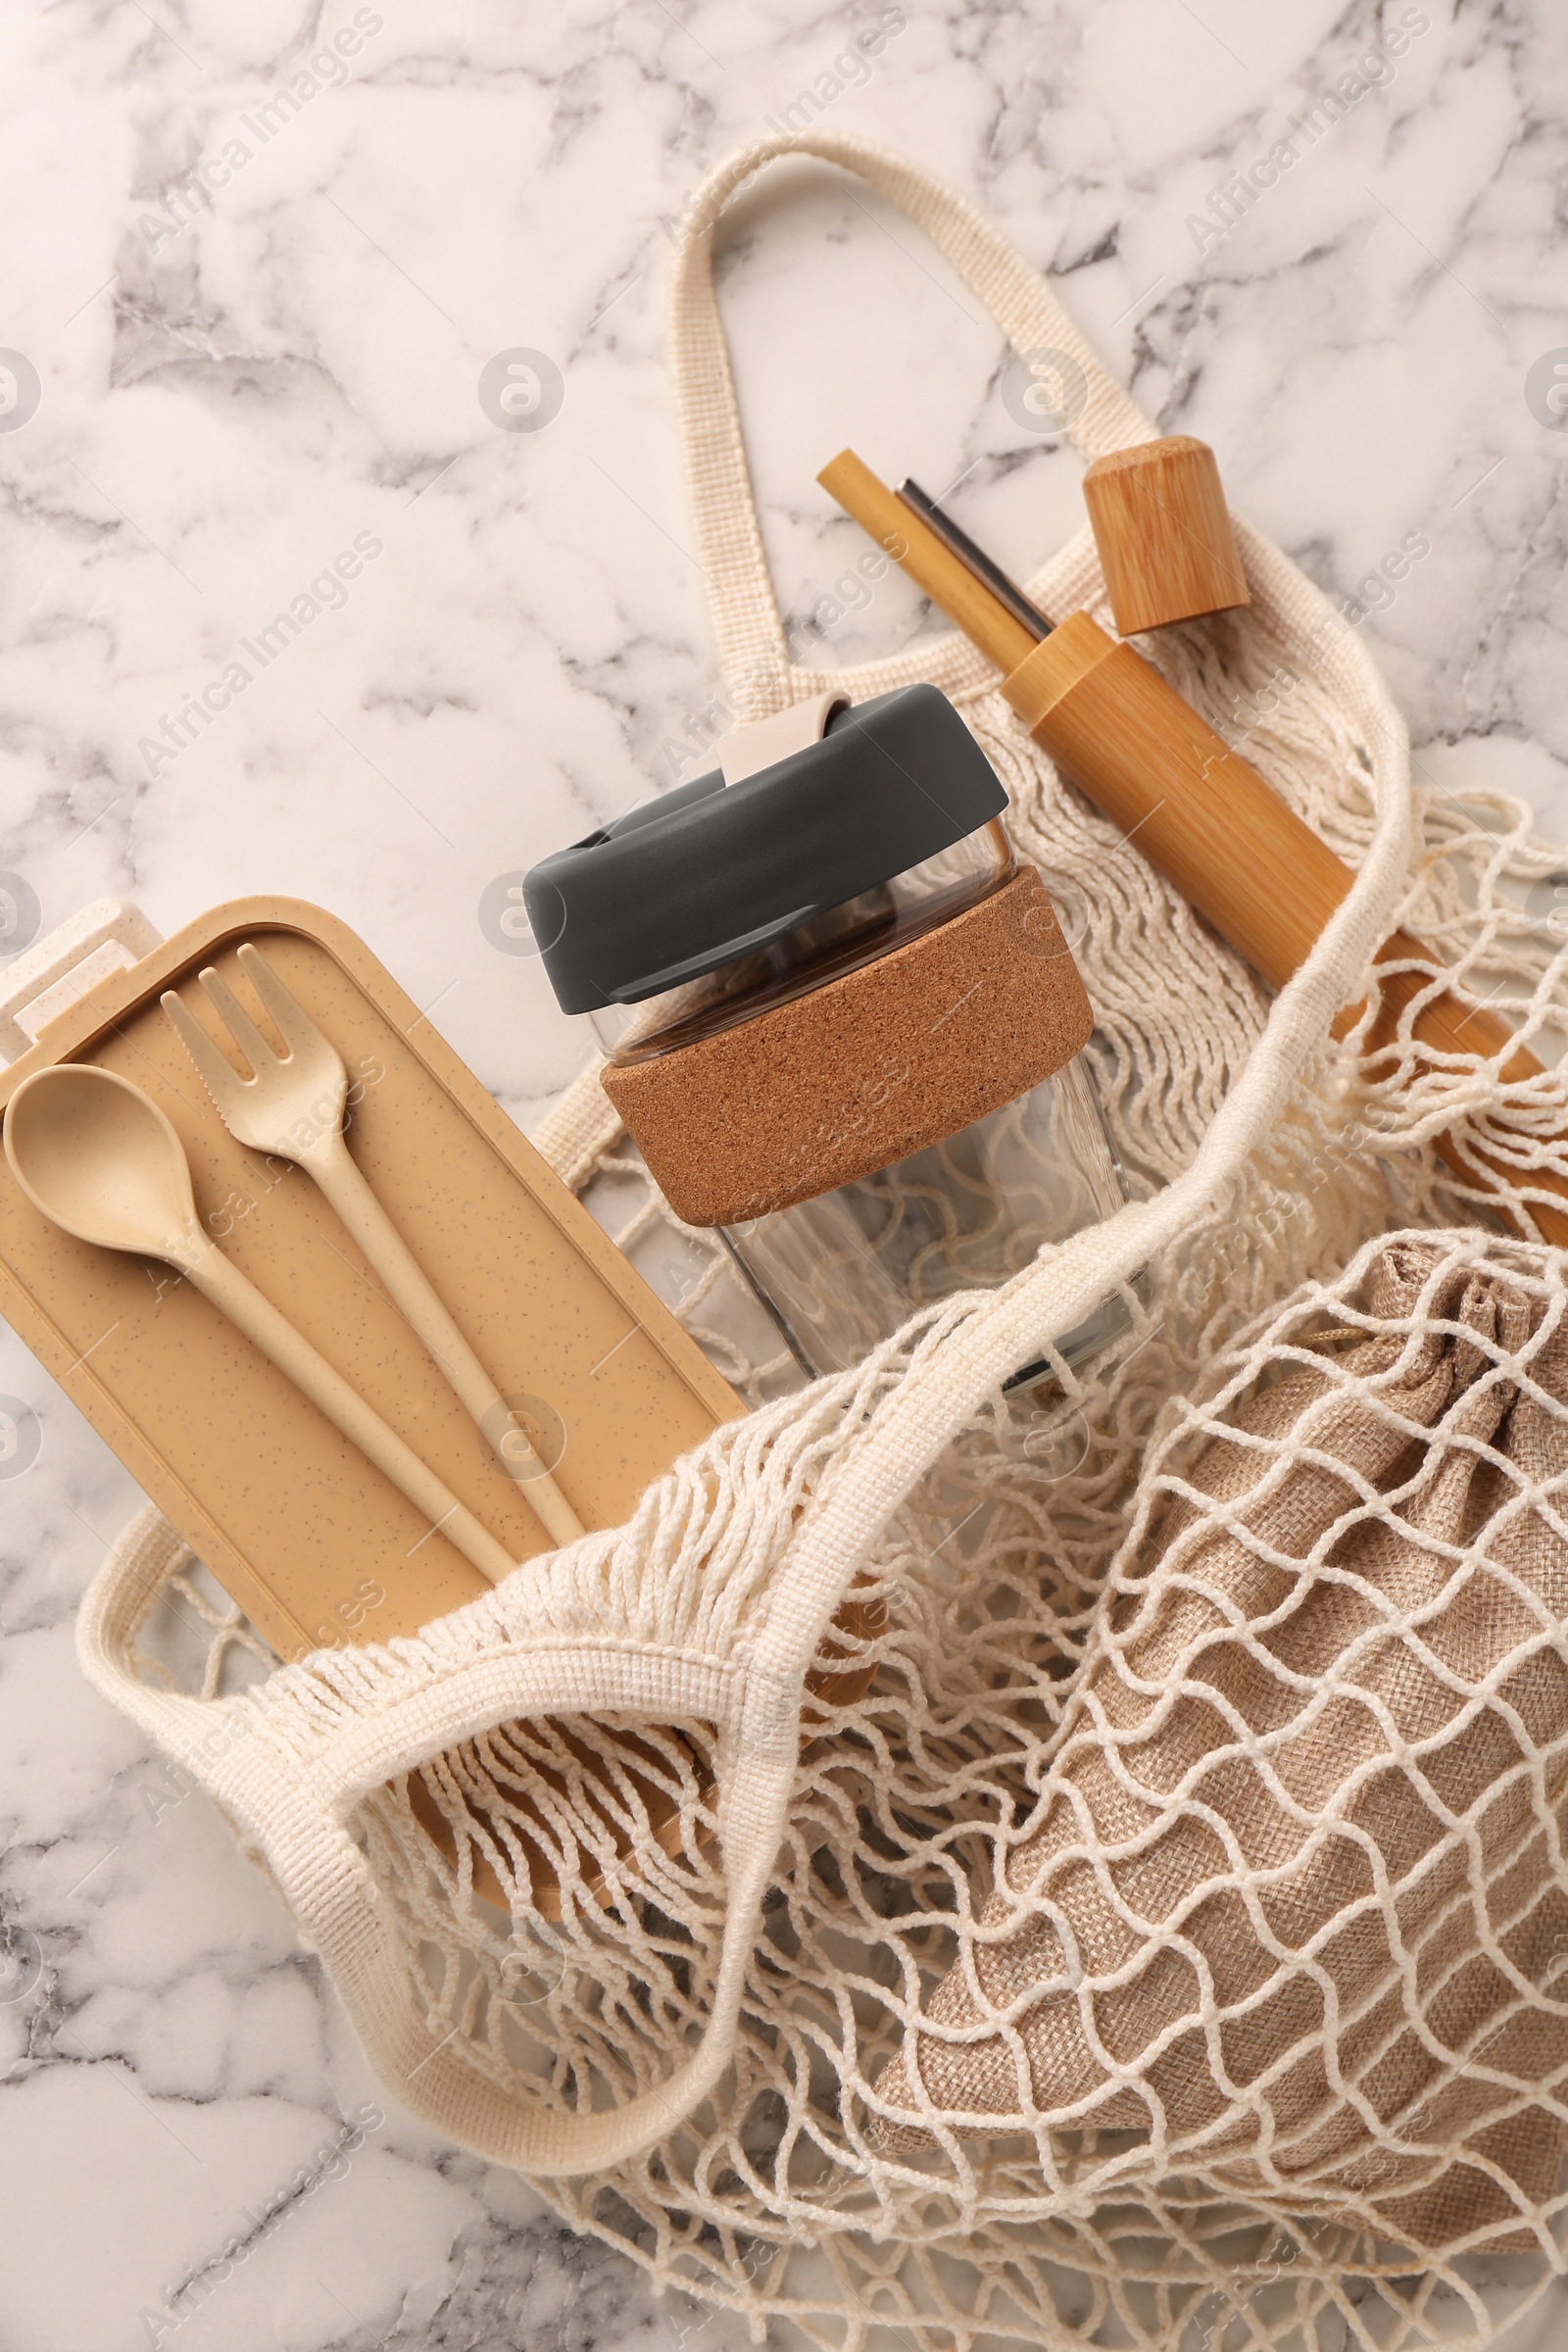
top-left (599, 869), bottom-right (1094, 1227)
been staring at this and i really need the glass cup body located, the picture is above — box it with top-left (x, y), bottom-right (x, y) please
top-left (719, 1053), bottom-right (1135, 1393)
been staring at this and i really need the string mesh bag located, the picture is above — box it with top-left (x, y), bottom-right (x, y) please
top-left (874, 1236), bottom-right (1568, 2235)
top-left (75, 133), bottom-right (1568, 2352)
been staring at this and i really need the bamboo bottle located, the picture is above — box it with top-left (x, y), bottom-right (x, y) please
top-left (818, 449), bottom-right (1568, 1248)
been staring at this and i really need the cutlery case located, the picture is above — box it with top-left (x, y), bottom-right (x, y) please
top-left (0, 896), bottom-right (740, 1661)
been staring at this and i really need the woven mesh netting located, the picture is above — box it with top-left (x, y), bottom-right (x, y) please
top-left (124, 610), bottom-right (1568, 2349)
top-left (354, 1233), bottom-right (1568, 2352)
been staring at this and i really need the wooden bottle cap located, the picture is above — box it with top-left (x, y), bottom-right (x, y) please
top-left (1082, 434), bottom-right (1250, 634)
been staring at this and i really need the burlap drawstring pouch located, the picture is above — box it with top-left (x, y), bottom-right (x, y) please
top-left (74, 130), bottom-right (1568, 2352)
top-left (875, 1235), bottom-right (1568, 2266)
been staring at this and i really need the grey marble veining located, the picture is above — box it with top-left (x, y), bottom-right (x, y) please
top-left (3, 1), bottom-right (1568, 2346)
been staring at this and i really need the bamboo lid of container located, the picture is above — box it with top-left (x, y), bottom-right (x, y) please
top-left (1082, 434), bottom-right (1250, 634)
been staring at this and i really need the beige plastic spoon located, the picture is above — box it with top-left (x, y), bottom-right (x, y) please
top-left (3, 1063), bottom-right (518, 1589)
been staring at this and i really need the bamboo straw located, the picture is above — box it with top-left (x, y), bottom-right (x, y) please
top-left (823, 451), bottom-right (1036, 673)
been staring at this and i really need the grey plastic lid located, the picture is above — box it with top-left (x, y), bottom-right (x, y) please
top-left (524, 684), bottom-right (1008, 1016)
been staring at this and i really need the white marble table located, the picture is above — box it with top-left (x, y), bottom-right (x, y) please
top-left (2, 2), bottom-right (1567, 2346)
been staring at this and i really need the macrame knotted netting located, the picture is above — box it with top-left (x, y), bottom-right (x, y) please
top-left (875, 1237), bottom-right (1568, 2246)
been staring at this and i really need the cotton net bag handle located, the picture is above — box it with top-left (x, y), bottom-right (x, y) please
top-left (664, 125), bottom-right (1156, 710)
top-left (76, 136), bottom-right (1419, 2184)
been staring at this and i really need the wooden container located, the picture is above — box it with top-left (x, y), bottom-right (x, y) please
top-left (817, 449), bottom-right (1568, 1251)
top-left (1081, 434), bottom-right (1250, 634)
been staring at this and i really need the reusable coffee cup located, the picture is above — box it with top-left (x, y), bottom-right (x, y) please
top-left (525, 685), bottom-right (1139, 1392)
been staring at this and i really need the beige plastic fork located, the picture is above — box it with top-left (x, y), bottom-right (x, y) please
top-left (162, 943), bottom-right (584, 1547)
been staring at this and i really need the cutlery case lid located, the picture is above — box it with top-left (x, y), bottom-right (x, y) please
top-left (0, 895), bottom-right (741, 1662)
